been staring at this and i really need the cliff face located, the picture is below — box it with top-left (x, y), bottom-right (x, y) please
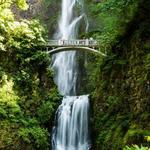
top-left (12, 0), bottom-right (60, 36)
top-left (91, 0), bottom-right (150, 149)
top-left (12, 0), bottom-right (43, 20)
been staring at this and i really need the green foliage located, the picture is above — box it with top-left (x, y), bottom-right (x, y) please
top-left (86, 0), bottom-right (138, 52)
top-left (124, 129), bottom-right (150, 145)
top-left (0, 1), bottom-right (60, 149)
top-left (37, 101), bottom-right (55, 124)
top-left (37, 89), bottom-right (61, 124)
top-left (90, 1), bottom-right (150, 150)
top-left (0, 0), bottom-right (28, 10)
top-left (123, 145), bottom-right (150, 150)
top-left (16, 0), bottom-right (29, 10)
top-left (106, 95), bottom-right (121, 106)
top-left (19, 127), bottom-right (49, 149)
top-left (0, 75), bottom-right (57, 149)
top-left (144, 53), bottom-right (150, 71)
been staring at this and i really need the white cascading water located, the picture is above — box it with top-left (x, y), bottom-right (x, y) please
top-left (52, 0), bottom-right (90, 149)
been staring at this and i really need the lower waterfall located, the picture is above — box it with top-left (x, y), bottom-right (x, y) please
top-left (52, 95), bottom-right (90, 150)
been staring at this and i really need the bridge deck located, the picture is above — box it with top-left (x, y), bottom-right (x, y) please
top-left (47, 39), bottom-right (99, 47)
top-left (46, 39), bottom-right (106, 56)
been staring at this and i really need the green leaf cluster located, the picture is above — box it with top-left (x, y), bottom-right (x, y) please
top-left (123, 145), bottom-right (150, 150)
top-left (0, 0), bottom-right (28, 10)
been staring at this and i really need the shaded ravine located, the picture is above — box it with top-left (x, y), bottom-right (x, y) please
top-left (51, 0), bottom-right (91, 149)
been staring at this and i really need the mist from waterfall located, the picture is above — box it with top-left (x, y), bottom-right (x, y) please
top-left (51, 0), bottom-right (91, 149)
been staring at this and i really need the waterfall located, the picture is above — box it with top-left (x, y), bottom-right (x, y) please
top-left (52, 0), bottom-right (91, 149)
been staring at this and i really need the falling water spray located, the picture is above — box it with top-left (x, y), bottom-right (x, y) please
top-left (52, 0), bottom-right (91, 149)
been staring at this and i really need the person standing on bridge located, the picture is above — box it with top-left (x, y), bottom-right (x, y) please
top-left (89, 37), bottom-right (94, 45)
top-left (58, 40), bottom-right (63, 45)
top-left (86, 38), bottom-right (89, 46)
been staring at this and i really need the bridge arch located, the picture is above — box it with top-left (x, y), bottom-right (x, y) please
top-left (47, 46), bottom-right (106, 56)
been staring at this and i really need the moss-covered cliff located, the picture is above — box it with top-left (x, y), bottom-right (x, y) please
top-left (12, 0), bottom-right (60, 37)
top-left (89, 0), bottom-right (150, 149)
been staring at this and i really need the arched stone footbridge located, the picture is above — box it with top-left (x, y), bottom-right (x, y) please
top-left (46, 39), bottom-right (107, 56)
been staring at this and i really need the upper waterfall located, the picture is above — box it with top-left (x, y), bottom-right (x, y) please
top-left (52, 0), bottom-right (88, 96)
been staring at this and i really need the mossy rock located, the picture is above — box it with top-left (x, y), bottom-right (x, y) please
top-left (124, 129), bottom-right (150, 146)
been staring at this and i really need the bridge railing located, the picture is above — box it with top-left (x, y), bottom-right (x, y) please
top-left (47, 39), bottom-right (99, 47)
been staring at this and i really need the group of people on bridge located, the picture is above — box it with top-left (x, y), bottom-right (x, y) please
top-left (49, 38), bottom-right (98, 46)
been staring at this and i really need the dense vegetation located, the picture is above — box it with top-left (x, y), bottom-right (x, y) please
top-left (84, 0), bottom-right (150, 149)
top-left (0, 0), bottom-right (149, 150)
top-left (0, 0), bottom-right (60, 149)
